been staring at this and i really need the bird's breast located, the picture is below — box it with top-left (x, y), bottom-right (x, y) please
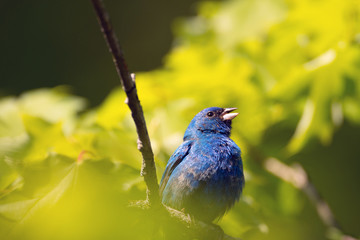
top-left (186, 137), bottom-right (241, 178)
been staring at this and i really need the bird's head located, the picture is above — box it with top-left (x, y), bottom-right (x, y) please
top-left (184, 107), bottom-right (238, 139)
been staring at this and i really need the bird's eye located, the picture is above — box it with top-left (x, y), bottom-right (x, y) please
top-left (206, 111), bottom-right (215, 117)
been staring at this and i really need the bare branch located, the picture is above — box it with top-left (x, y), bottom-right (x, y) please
top-left (265, 158), bottom-right (357, 240)
top-left (90, 0), bottom-right (160, 205)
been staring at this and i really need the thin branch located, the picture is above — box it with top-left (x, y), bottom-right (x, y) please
top-left (264, 158), bottom-right (339, 227)
top-left (264, 158), bottom-right (357, 240)
top-left (90, 0), bottom-right (160, 205)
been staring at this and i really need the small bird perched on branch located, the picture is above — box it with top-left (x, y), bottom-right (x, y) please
top-left (160, 107), bottom-right (244, 222)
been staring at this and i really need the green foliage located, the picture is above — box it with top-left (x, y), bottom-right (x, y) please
top-left (1, 0), bottom-right (360, 239)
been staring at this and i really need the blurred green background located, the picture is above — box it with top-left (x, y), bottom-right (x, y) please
top-left (1, 0), bottom-right (360, 239)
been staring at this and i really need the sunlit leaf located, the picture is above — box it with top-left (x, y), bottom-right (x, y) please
top-left (0, 157), bottom-right (21, 196)
top-left (21, 115), bottom-right (78, 162)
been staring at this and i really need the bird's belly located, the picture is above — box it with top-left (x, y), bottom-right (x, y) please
top-left (164, 160), bottom-right (243, 222)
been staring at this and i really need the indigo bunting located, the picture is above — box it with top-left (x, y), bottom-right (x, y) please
top-left (160, 107), bottom-right (244, 222)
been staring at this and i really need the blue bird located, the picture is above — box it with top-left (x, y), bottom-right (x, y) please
top-left (160, 107), bottom-right (244, 222)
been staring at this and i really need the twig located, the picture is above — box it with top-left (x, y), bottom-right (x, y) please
top-left (264, 158), bottom-right (339, 226)
top-left (90, 0), bottom-right (160, 205)
top-left (265, 158), bottom-right (357, 240)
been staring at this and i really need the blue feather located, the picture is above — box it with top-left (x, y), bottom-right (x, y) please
top-left (160, 107), bottom-right (244, 222)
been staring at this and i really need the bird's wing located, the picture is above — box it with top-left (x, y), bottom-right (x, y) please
top-left (159, 140), bottom-right (193, 196)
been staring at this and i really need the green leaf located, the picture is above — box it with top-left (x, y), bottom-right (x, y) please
top-left (21, 115), bottom-right (79, 162)
top-left (0, 157), bottom-right (21, 197)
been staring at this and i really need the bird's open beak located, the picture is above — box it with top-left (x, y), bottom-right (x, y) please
top-left (221, 108), bottom-right (239, 121)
